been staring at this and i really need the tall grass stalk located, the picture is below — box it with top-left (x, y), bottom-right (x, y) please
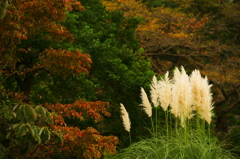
top-left (140, 87), bottom-right (155, 135)
top-left (165, 111), bottom-right (168, 137)
top-left (150, 76), bottom-right (160, 136)
top-left (169, 111), bottom-right (173, 136)
top-left (155, 108), bottom-right (158, 137)
top-left (159, 71), bottom-right (171, 137)
top-left (128, 131), bottom-right (132, 146)
top-left (120, 103), bottom-right (131, 145)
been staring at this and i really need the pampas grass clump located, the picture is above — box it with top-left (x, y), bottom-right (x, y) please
top-left (111, 130), bottom-right (237, 159)
top-left (114, 66), bottom-right (239, 159)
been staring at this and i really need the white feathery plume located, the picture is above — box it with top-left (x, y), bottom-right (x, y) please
top-left (201, 76), bottom-right (214, 124)
top-left (190, 70), bottom-right (200, 99)
top-left (150, 75), bottom-right (160, 108)
top-left (120, 103), bottom-right (131, 132)
top-left (172, 67), bottom-right (181, 83)
top-left (140, 87), bottom-right (152, 117)
top-left (171, 66), bottom-right (193, 127)
top-left (190, 69), bottom-right (203, 113)
top-left (170, 82), bottom-right (179, 118)
top-left (159, 71), bottom-right (172, 111)
top-left (190, 70), bottom-right (214, 124)
top-left (170, 67), bottom-right (181, 118)
top-left (179, 66), bottom-right (193, 120)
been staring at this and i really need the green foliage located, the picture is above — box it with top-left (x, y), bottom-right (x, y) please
top-left (110, 131), bottom-right (237, 159)
top-left (141, 0), bottom-right (179, 8)
top-left (27, 0), bottom-right (154, 106)
top-left (69, 0), bottom-right (154, 147)
top-left (25, 0), bottom-right (155, 149)
top-left (0, 84), bottom-right (56, 157)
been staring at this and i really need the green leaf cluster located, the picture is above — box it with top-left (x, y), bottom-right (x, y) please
top-left (60, 0), bottom-right (155, 144)
top-left (0, 86), bottom-right (55, 158)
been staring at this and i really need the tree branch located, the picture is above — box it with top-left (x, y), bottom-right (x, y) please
top-left (218, 98), bottom-right (240, 118)
top-left (214, 84), bottom-right (240, 106)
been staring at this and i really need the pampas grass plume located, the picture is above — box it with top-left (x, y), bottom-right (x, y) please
top-left (159, 71), bottom-right (172, 111)
top-left (140, 87), bottom-right (152, 117)
top-left (201, 76), bottom-right (214, 124)
top-left (150, 75), bottom-right (160, 108)
top-left (179, 66), bottom-right (193, 120)
top-left (190, 70), bottom-right (214, 124)
top-left (171, 67), bottom-right (193, 127)
top-left (170, 82), bottom-right (179, 118)
top-left (120, 103), bottom-right (131, 132)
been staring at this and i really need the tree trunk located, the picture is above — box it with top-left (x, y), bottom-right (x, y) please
top-left (215, 105), bottom-right (228, 133)
top-left (216, 116), bottom-right (228, 133)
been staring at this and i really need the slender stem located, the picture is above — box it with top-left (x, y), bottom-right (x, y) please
top-left (201, 119), bottom-right (205, 130)
top-left (208, 124), bottom-right (211, 139)
top-left (175, 117), bottom-right (178, 135)
top-left (169, 111), bottom-right (172, 136)
top-left (196, 113), bottom-right (200, 130)
top-left (155, 107), bottom-right (158, 137)
top-left (184, 118), bottom-right (187, 139)
top-left (165, 111), bottom-right (168, 137)
top-left (129, 131), bottom-right (132, 145)
top-left (150, 117), bottom-right (155, 137)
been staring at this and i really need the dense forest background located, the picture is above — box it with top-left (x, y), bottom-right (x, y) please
top-left (0, 0), bottom-right (239, 158)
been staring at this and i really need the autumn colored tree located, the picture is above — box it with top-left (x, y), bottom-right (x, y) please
top-left (102, 0), bottom-right (240, 133)
top-left (0, 0), bottom-right (90, 101)
top-left (0, 0), bottom-right (119, 158)
top-left (0, 86), bottom-right (118, 158)
top-left (167, 0), bottom-right (240, 133)
top-left (102, 0), bottom-right (208, 73)
top-left (25, 0), bottom-right (155, 149)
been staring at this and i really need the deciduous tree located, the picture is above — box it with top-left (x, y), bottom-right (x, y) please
top-left (0, 0), bottom-right (119, 158)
